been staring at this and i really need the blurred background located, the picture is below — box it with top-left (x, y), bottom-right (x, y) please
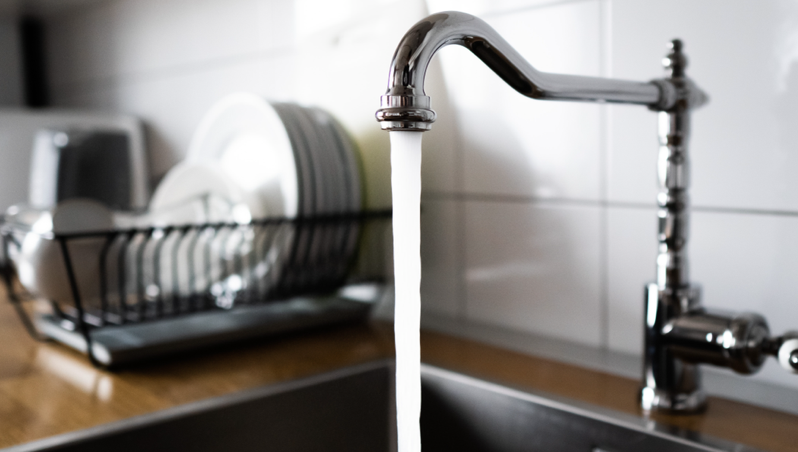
top-left (2, 0), bottom-right (798, 399)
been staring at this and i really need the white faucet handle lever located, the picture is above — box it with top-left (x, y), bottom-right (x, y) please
top-left (777, 333), bottom-right (798, 373)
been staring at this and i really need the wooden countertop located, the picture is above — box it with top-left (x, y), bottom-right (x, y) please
top-left (1, 295), bottom-right (797, 451)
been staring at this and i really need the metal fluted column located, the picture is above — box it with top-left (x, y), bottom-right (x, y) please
top-left (641, 40), bottom-right (706, 413)
top-left (656, 40), bottom-right (691, 293)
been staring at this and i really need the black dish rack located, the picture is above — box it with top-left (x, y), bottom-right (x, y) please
top-left (1, 210), bottom-right (391, 367)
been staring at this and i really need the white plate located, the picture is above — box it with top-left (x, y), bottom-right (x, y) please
top-left (187, 93), bottom-right (299, 219)
top-left (160, 94), bottom-right (302, 300)
top-left (149, 160), bottom-right (254, 225)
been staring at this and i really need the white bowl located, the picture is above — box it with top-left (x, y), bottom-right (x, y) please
top-left (8, 199), bottom-right (114, 306)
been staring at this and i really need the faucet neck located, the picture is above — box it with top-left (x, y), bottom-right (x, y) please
top-left (375, 12), bottom-right (707, 131)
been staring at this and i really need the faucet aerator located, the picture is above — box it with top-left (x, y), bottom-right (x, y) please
top-left (376, 94), bottom-right (436, 132)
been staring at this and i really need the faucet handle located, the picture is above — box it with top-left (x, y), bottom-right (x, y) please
top-left (650, 39), bottom-right (709, 111)
top-left (775, 331), bottom-right (798, 373)
top-left (663, 39), bottom-right (687, 78)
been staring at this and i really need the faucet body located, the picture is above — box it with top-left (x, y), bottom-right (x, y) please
top-left (377, 11), bottom-right (798, 414)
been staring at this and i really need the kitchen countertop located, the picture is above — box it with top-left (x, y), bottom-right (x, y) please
top-left (1, 293), bottom-right (797, 451)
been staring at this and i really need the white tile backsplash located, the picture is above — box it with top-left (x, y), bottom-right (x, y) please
top-left (420, 198), bottom-right (462, 317)
top-left (52, 52), bottom-right (299, 180)
top-left (606, 205), bottom-right (656, 355)
top-left (464, 201), bottom-right (602, 346)
top-left (608, 0), bottom-right (798, 211)
top-left (41, 0), bottom-right (798, 399)
top-left (440, 1), bottom-right (604, 200)
top-left (427, 0), bottom-right (580, 18)
top-left (47, 0), bottom-right (295, 88)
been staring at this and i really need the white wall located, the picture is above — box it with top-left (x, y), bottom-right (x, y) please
top-left (43, 0), bottom-right (798, 395)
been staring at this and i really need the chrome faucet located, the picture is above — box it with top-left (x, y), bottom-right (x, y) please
top-left (376, 11), bottom-right (798, 414)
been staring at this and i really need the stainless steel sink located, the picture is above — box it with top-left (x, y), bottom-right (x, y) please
top-left (7, 360), bottom-right (763, 452)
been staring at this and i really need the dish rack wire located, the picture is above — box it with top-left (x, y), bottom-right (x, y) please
top-left (1, 210), bottom-right (391, 365)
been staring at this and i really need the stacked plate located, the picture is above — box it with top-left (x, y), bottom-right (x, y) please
top-left (175, 93), bottom-right (363, 295)
top-left (184, 93), bottom-right (361, 222)
top-left (267, 103), bottom-right (361, 220)
top-left (267, 102), bottom-right (362, 291)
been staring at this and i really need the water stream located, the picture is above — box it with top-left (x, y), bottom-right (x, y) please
top-left (390, 131), bottom-right (423, 452)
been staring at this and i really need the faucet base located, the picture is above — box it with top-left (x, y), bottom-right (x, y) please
top-left (640, 385), bottom-right (707, 414)
top-left (641, 283), bottom-right (706, 414)
top-left (640, 281), bottom-right (772, 414)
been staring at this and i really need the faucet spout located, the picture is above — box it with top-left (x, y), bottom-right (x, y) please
top-left (375, 11), bottom-right (706, 131)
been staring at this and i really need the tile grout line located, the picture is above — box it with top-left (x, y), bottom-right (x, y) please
top-left (455, 185), bottom-right (468, 322)
top-left (597, 0), bottom-right (611, 352)
top-left (421, 192), bottom-right (798, 218)
top-left (451, 86), bottom-right (469, 322)
top-left (690, 205), bottom-right (798, 217)
top-left (481, 0), bottom-right (599, 20)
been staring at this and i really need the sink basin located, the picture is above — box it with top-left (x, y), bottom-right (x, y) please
top-left (7, 360), bottom-right (761, 452)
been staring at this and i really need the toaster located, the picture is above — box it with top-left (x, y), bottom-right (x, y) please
top-left (0, 109), bottom-right (149, 212)
top-left (30, 128), bottom-right (139, 210)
